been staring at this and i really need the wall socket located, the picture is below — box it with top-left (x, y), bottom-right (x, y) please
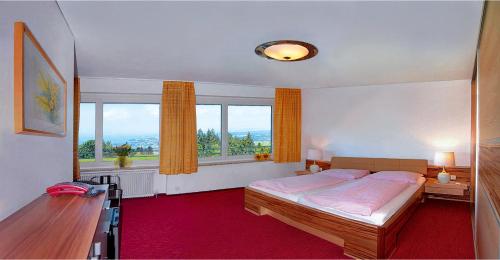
top-left (450, 175), bottom-right (457, 181)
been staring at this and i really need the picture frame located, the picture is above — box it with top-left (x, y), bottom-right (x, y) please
top-left (14, 21), bottom-right (67, 137)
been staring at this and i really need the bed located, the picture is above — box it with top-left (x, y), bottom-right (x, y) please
top-left (245, 157), bottom-right (427, 259)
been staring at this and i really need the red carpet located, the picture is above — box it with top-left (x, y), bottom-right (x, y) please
top-left (391, 198), bottom-right (475, 259)
top-left (120, 188), bottom-right (474, 259)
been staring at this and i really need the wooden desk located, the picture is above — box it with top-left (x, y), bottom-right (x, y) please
top-left (0, 190), bottom-right (107, 258)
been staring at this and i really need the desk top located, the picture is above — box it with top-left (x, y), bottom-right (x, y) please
top-left (0, 190), bottom-right (106, 258)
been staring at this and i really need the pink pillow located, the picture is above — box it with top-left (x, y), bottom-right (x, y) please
top-left (367, 171), bottom-right (422, 184)
top-left (320, 169), bottom-right (370, 180)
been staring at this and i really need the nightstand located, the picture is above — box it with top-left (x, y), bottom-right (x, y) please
top-left (294, 170), bottom-right (313, 175)
top-left (425, 178), bottom-right (471, 202)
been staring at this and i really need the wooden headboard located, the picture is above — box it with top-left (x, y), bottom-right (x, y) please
top-left (330, 157), bottom-right (428, 175)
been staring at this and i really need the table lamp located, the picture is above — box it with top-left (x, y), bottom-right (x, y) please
top-left (307, 149), bottom-right (322, 173)
top-left (434, 151), bottom-right (456, 184)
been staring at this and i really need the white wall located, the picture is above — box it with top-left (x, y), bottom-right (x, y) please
top-left (80, 77), bottom-right (275, 97)
top-left (0, 1), bottom-right (75, 220)
top-left (164, 162), bottom-right (299, 195)
top-left (302, 80), bottom-right (471, 166)
top-left (80, 77), bottom-right (299, 194)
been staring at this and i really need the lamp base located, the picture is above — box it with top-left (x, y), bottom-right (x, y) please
top-left (437, 171), bottom-right (451, 184)
top-left (309, 164), bottom-right (320, 173)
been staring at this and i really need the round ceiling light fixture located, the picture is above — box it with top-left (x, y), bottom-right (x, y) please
top-left (255, 40), bottom-right (318, 62)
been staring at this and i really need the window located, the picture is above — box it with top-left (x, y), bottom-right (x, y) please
top-left (79, 94), bottom-right (161, 167)
top-left (79, 94), bottom-right (272, 167)
top-left (103, 104), bottom-right (160, 161)
top-left (197, 96), bottom-right (273, 161)
top-left (228, 105), bottom-right (272, 156)
top-left (196, 105), bottom-right (222, 158)
top-left (78, 103), bottom-right (96, 162)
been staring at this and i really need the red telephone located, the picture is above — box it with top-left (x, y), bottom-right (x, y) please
top-left (46, 182), bottom-right (93, 197)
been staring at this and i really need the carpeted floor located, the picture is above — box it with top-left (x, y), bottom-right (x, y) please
top-left (120, 188), bottom-right (474, 259)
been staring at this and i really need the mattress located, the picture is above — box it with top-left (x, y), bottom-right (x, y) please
top-left (297, 177), bottom-right (426, 226)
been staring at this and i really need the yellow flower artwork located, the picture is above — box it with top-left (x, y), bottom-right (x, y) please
top-left (14, 22), bottom-right (66, 136)
top-left (34, 71), bottom-right (61, 124)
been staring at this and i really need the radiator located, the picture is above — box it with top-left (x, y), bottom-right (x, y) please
top-left (80, 168), bottom-right (156, 198)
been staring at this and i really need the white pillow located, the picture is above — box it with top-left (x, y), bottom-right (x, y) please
top-left (367, 171), bottom-right (423, 184)
top-left (320, 168), bottom-right (370, 180)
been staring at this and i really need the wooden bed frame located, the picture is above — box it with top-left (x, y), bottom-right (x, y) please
top-left (245, 157), bottom-right (427, 259)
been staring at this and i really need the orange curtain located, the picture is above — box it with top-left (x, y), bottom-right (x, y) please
top-left (159, 81), bottom-right (198, 174)
top-left (274, 88), bottom-right (302, 163)
top-left (73, 77), bottom-right (80, 180)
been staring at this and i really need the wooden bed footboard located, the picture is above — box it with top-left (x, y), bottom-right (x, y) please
top-left (244, 186), bottom-right (424, 259)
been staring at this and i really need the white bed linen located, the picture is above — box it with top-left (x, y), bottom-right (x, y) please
top-left (297, 177), bottom-right (426, 226)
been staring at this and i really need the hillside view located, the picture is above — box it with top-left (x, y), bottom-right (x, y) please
top-left (78, 129), bottom-right (271, 162)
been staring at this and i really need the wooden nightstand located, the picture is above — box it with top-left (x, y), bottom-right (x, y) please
top-left (294, 170), bottom-right (313, 175)
top-left (425, 178), bottom-right (471, 202)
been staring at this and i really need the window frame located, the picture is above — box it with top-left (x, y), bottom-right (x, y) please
top-left (79, 93), bottom-right (273, 168)
top-left (81, 93), bottom-right (161, 168)
top-left (197, 96), bottom-right (274, 162)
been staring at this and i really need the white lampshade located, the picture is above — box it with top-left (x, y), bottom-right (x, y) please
top-left (434, 152), bottom-right (456, 167)
top-left (264, 43), bottom-right (309, 61)
top-left (307, 149), bottom-right (322, 161)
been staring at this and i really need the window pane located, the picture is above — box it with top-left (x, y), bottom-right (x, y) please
top-left (103, 104), bottom-right (160, 161)
top-left (196, 105), bottom-right (222, 158)
top-left (228, 105), bottom-right (272, 156)
top-left (78, 103), bottom-right (96, 162)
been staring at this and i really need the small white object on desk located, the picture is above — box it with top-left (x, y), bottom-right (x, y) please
top-left (307, 148), bottom-right (323, 173)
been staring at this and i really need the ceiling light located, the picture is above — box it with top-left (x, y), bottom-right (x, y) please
top-left (255, 40), bottom-right (318, 62)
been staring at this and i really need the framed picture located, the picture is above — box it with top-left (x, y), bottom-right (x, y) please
top-left (14, 21), bottom-right (67, 137)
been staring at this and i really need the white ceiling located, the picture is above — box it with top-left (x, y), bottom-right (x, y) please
top-left (58, 1), bottom-right (483, 89)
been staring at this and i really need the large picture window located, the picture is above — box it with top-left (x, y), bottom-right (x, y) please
top-left (197, 96), bottom-right (273, 161)
top-left (79, 94), bottom-right (272, 167)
